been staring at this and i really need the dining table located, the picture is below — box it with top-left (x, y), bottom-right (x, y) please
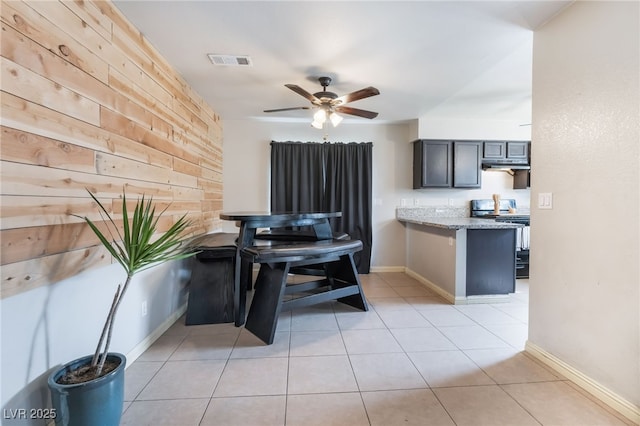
top-left (219, 211), bottom-right (342, 326)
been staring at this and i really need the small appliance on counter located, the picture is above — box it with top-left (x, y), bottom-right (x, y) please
top-left (470, 199), bottom-right (530, 278)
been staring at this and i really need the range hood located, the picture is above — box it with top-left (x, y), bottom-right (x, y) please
top-left (482, 163), bottom-right (530, 170)
top-left (481, 158), bottom-right (530, 171)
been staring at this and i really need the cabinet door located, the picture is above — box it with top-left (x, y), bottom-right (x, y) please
top-left (413, 140), bottom-right (452, 188)
top-left (483, 141), bottom-right (506, 159)
top-left (506, 142), bottom-right (528, 159)
top-left (454, 142), bottom-right (482, 188)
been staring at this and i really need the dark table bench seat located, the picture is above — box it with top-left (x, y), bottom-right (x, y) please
top-left (185, 232), bottom-right (238, 325)
top-left (240, 238), bottom-right (368, 344)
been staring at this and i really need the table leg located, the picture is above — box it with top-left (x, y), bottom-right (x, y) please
top-left (234, 224), bottom-right (255, 326)
top-left (312, 219), bottom-right (333, 240)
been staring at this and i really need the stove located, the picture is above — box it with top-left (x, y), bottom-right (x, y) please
top-left (470, 199), bottom-right (530, 278)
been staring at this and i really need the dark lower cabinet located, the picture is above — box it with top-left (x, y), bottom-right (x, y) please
top-left (466, 229), bottom-right (516, 296)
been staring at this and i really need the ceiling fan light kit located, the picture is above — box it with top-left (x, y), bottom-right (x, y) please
top-left (311, 108), bottom-right (344, 129)
top-left (265, 76), bottom-right (380, 128)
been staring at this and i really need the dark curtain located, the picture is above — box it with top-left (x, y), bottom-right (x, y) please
top-left (325, 142), bottom-right (373, 273)
top-left (270, 142), bottom-right (326, 212)
top-left (270, 141), bottom-right (373, 273)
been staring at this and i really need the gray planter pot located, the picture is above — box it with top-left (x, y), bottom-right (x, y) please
top-left (47, 353), bottom-right (126, 426)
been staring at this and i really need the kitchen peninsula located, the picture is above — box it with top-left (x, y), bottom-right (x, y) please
top-left (397, 207), bottom-right (524, 304)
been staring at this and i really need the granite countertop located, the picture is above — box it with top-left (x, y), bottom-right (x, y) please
top-left (396, 207), bottom-right (524, 230)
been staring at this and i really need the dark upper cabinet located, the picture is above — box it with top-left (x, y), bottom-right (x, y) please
top-left (483, 142), bottom-right (506, 159)
top-left (506, 141), bottom-right (528, 160)
top-left (482, 141), bottom-right (529, 161)
top-left (454, 141), bottom-right (482, 188)
top-left (413, 140), bottom-right (452, 188)
top-left (412, 140), bottom-right (481, 189)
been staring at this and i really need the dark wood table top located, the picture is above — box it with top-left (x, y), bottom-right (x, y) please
top-left (220, 211), bottom-right (341, 221)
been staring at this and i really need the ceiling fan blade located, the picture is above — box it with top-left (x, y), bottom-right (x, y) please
top-left (263, 106), bottom-right (311, 113)
top-left (334, 86), bottom-right (380, 105)
top-left (334, 106), bottom-right (379, 119)
top-left (285, 84), bottom-right (321, 104)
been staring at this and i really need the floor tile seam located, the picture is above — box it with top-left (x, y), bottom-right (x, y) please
top-left (340, 329), bottom-right (366, 394)
top-left (456, 350), bottom-right (564, 387)
top-left (561, 380), bottom-right (637, 425)
top-left (439, 319), bottom-right (519, 350)
top-left (229, 354), bottom-right (290, 360)
top-left (489, 304), bottom-right (530, 321)
top-left (397, 323), bottom-right (462, 352)
top-left (519, 351), bottom-right (568, 380)
top-left (495, 381), bottom-right (544, 425)
top-left (425, 386), bottom-right (458, 426)
top-left (497, 378), bottom-right (570, 386)
top-left (369, 306), bottom-right (422, 315)
top-left (206, 352), bottom-right (234, 401)
top-left (449, 349), bottom-right (502, 386)
top-left (285, 390), bottom-right (367, 396)
top-left (198, 397), bottom-right (215, 426)
top-left (128, 354), bottom-right (174, 403)
top-left (450, 307), bottom-right (524, 328)
top-left (348, 316), bottom-right (403, 355)
top-left (287, 353), bottom-right (350, 359)
top-left (405, 350), bottom-right (468, 391)
top-left (131, 396), bottom-right (215, 401)
top-left (434, 383), bottom-right (542, 425)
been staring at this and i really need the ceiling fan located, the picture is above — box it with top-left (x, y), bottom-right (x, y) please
top-left (264, 77), bottom-right (380, 128)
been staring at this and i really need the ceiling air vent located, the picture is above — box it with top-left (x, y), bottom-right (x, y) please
top-left (207, 54), bottom-right (252, 66)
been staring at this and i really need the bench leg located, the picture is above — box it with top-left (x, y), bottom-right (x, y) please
top-left (326, 253), bottom-right (369, 311)
top-left (245, 262), bottom-right (290, 345)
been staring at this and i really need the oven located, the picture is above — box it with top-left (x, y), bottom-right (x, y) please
top-left (470, 199), bottom-right (530, 278)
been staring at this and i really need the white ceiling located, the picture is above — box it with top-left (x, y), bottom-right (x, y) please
top-left (113, 1), bottom-right (571, 125)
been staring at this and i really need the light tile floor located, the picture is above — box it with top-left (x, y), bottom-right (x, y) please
top-left (121, 272), bottom-right (632, 426)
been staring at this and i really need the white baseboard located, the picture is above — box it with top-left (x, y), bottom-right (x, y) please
top-left (405, 268), bottom-right (513, 305)
top-left (404, 268), bottom-right (455, 303)
top-left (124, 303), bottom-right (188, 367)
top-left (369, 266), bottom-right (406, 273)
top-left (525, 341), bottom-right (640, 424)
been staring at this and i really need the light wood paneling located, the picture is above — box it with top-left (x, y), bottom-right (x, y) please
top-left (1, 0), bottom-right (224, 298)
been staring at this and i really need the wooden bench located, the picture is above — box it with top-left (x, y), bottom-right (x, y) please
top-left (240, 239), bottom-right (368, 344)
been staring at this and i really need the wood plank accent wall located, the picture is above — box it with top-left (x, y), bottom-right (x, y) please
top-left (1, 0), bottom-right (224, 299)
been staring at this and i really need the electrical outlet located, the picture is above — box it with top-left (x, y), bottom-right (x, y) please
top-left (141, 301), bottom-right (147, 317)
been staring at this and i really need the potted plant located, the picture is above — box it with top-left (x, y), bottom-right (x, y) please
top-left (48, 190), bottom-right (195, 426)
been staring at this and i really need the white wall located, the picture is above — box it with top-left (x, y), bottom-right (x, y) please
top-left (1, 261), bottom-right (189, 424)
top-left (529, 0), bottom-right (639, 416)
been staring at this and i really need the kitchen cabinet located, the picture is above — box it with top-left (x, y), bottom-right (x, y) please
top-left (466, 229), bottom-right (516, 295)
top-left (453, 141), bottom-right (482, 188)
top-left (412, 140), bottom-right (481, 189)
top-left (413, 140), bottom-right (452, 188)
top-left (482, 141), bottom-right (529, 161)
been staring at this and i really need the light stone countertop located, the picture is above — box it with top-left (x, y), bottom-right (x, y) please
top-left (396, 207), bottom-right (524, 230)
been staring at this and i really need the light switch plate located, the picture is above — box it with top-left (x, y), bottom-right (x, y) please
top-left (538, 192), bottom-right (553, 209)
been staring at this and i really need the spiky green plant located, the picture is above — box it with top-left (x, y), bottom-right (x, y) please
top-left (83, 190), bottom-right (195, 377)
